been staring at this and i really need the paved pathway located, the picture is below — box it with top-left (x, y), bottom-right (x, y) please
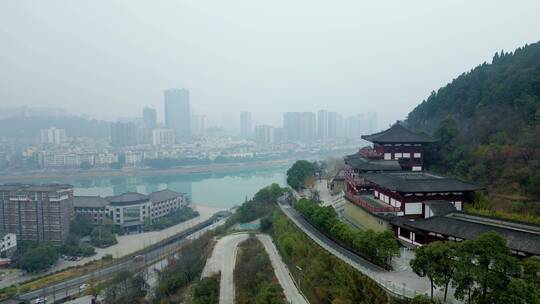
top-left (279, 201), bottom-right (461, 303)
top-left (202, 234), bottom-right (249, 304)
top-left (257, 234), bottom-right (308, 304)
top-left (202, 233), bottom-right (308, 304)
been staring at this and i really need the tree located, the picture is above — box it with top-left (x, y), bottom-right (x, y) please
top-left (430, 242), bottom-right (458, 301)
top-left (498, 278), bottom-right (540, 304)
top-left (19, 243), bottom-right (59, 272)
top-left (410, 244), bottom-right (438, 299)
top-left (70, 215), bottom-right (94, 236)
top-left (87, 276), bottom-right (104, 301)
top-left (91, 226), bottom-right (117, 248)
top-left (286, 160), bottom-right (318, 190)
top-left (452, 240), bottom-right (476, 304)
top-left (104, 270), bottom-right (148, 304)
top-left (470, 232), bottom-right (520, 303)
top-left (193, 277), bottom-right (219, 304)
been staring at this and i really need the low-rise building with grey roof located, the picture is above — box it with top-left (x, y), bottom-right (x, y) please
top-left (73, 189), bottom-right (186, 234)
top-left (74, 196), bottom-right (109, 224)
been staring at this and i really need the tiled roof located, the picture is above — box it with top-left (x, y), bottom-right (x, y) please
top-left (402, 213), bottom-right (540, 255)
top-left (0, 184), bottom-right (73, 192)
top-left (107, 192), bottom-right (149, 205)
top-left (74, 196), bottom-right (109, 208)
top-left (364, 172), bottom-right (482, 193)
top-left (362, 123), bottom-right (436, 143)
top-left (345, 153), bottom-right (402, 171)
top-left (149, 189), bottom-right (183, 202)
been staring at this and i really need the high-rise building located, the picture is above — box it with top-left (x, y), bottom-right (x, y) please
top-left (317, 110), bottom-right (328, 139)
top-left (110, 122), bottom-right (138, 147)
top-left (254, 125), bottom-right (274, 144)
top-left (191, 115), bottom-right (206, 137)
top-left (240, 112), bottom-right (253, 138)
top-left (327, 111), bottom-right (338, 139)
top-left (283, 112), bottom-right (316, 142)
top-left (345, 115), bottom-right (361, 138)
top-left (40, 127), bottom-right (67, 145)
top-left (273, 127), bottom-right (288, 144)
top-left (164, 89), bottom-right (191, 137)
top-left (143, 107), bottom-right (157, 129)
top-left (152, 129), bottom-right (176, 146)
top-left (0, 184), bottom-right (74, 243)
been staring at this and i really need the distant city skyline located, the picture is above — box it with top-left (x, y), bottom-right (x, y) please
top-left (2, 2), bottom-right (539, 128)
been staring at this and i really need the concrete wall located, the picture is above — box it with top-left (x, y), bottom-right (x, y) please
top-left (343, 200), bottom-right (391, 232)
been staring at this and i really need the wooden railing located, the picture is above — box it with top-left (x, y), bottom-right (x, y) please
top-left (345, 191), bottom-right (400, 213)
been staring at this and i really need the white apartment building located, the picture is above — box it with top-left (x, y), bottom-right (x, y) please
top-left (40, 127), bottom-right (67, 145)
top-left (152, 129), bottom-right (176, 146)
top-left (102, 189), bottom-right (185, 233)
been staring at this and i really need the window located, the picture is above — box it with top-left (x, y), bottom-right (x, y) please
top-left (384, 153), bottom-right (391, 160)
top-left (414, 153), bottom-right (421, 158)
top-left (403, 153), bottom-right (410, 158)
top-left (394, 153), bottom-right (402, 159)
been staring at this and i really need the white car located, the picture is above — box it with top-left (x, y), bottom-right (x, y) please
top-left (34, 297), bottom-right (47, 304)
top-left (79, 283), bottom-right (88, 290)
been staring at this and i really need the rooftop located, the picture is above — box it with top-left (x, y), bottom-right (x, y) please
top-left (364, 172), bottom-right (482, 193)
top-left (333, 169), bottom-right (346, 181)
top-left (402, 212), bottom-right (540, 256)
top-left (74, 196), bottom-right (109, 208)
top-left (361, 123), bottom-right (437, 144)
top-left (0, 183), bottom-right (73, 192)
top-left (345, 153), bottom-right (402, 171)
top-left (107, 192), bottom-right (149, 205)
top-left (149, 189), bottom-right (183, 202)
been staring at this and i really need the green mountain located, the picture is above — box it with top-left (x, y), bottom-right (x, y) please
top-left (406, 42), bottom-right (540, 201)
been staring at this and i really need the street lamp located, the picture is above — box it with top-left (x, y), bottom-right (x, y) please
top-left (296, 265), bottom-right (303, 290)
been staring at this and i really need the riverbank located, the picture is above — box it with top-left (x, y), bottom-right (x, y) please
top-left (0, 159), bottom-right (292, 182)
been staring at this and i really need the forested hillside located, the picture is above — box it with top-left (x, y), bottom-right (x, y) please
top-left (406, 42), bottom-right (540, 204)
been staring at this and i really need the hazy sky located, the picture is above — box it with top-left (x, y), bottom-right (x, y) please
top-left (1, 1), bottom-right (539, 127)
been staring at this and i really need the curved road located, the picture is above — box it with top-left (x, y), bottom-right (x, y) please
top-left (201, 233), bottom-right (308, 304)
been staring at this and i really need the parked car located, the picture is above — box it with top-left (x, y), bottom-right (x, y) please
top-left (34, 296), bottom-right (47, 304)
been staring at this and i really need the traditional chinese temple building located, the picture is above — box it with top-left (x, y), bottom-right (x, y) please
top-left (338, 123), bottom-right (540, 257)
top-left (391, 204), bottom-right (540, 257)
top-left (361, 123), bottom-right (437, 171)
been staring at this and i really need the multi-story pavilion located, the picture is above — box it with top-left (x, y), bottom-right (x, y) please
top-left (361, 123), bottom-right (437, 171)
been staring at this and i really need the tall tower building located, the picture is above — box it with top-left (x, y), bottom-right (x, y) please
top-left (110, 122), bottom-right (138, 147)
top-left (254, 125), bottom-right (274, 144)
top-left (317, 110), bottom-right (328, 140)
top-left (143, 107), bottom-right (157, 129)
top-left (240, 112), bottom-right (253, 138)
top-left (164, 89), bottom-right (191, 137)
top-left (192, 115), bottom-right (206, 137)
top-left (327, 111), bottom-right (338, 139)
top-left (284, 112), bottom-right (316, 142)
